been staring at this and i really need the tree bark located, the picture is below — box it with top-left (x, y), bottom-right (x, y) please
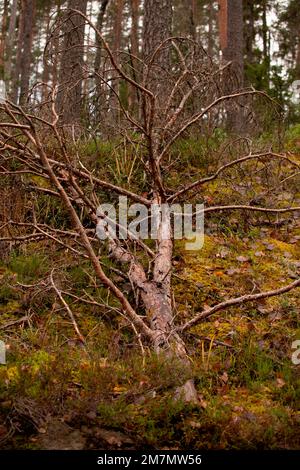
top-left (142, 0), bottom-right (173, 98)
top-left (19, 0), bottom-right (36, 106)
top-left (105, 200), bottom-right (198, 403)
top-left (94, 0), bottom-right (110, 118)
top-left (207, 0), bottom-right (214, 57)
top-left (12, 3), bottom-right (24, 103)
top-left (173, 0), bottom-right (196, 39)
top-left (129, 0), bottom-right (140, 116)
top-left (109, 0), bottom-right (124, 123)
top-left (244, 0), bottom-right (255, 66)
top-left (41, 3), bottom-right (51, 102)
top-left (5, 0), bottom-right (18, 93)
top-left (218, 0), bottom-right (244, 133)
top-left (56, 0), bottom-right (88, 125)
top-left (0, 0), bottom-right (9, 80)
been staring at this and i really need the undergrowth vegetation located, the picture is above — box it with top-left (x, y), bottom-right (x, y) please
top-left (0, 131), bottom-right (300, 450)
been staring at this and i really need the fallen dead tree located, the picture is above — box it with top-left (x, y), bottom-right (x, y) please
top-left (1, 14), bottom-right (299, 402)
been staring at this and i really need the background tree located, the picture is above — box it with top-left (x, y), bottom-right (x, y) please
top-left (142, 0), bottom-right (173, 99)
top-left (18, 0), bottom-right (36, 105)
top-left (218, 0), bottom-right (244, 132)
top-left (0, 0), bottom-right (8, 80)
top-left (56, 0), bottom-right (88, 126)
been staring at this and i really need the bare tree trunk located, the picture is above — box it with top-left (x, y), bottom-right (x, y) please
top-left (94, 0), bottom-right (110, 118)
top-left (108, 209), bottom-right (198, 403)
top-left (261, 0), bottom-right (270, 88)
top-left (207, 0), bottom-right (215, 57)
top-left (109, 0), bottom-right (124, 123)
top-left (19, 0), bottom-right (36, 106)
top-left (52, 2), bottom-right (61, 88)
top-left (5, 0), bottom-right (18, 93)
top-left (174, 0), bottom-right (196, 39)
top-left (56, 0), bottom-right (88, 126)
top-left (0, 0), bottom-right (9, 80)
top-left (218, 0), bottom-right (244, 133)
top-left (41, 4), bottom-right (51, 102)
top-left (12, 3), bottom-right (25, 103)
top-left (129, 0), bottom-right (140, 116)
top-left (296, 29), bottom-right (300, 79)
top-left (142, 0), bottom-right (172, 97)
top-left (244, 0), bottom-right (255, 66)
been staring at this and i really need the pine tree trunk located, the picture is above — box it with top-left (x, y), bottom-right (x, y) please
top-left (19, 0), bottom-right (36, 106)
top-left (5, 0), bottom-right (18, 93)
top-left (56, 0), bottom-right (88, 126)
top-left (244, 0), bottom-right (255, 66)
top-left (129, 0), bottom-right (140, 116)
top-left (41, 4), bottom-right (51, 102)
top-left (218, 0), bottom-right (244, 133)
top-left (12, 3), bottom-right (25, 103)
top-left (0, 0), bottom-right (9, 80)
top-left (142, 0), bottom-right (172, 98)
top-left (208, 0), bottom-right (214, 57)
top-left (109, 0), bottom-right (124, 124)
top-left (94, 0), bottom-right (110, 119)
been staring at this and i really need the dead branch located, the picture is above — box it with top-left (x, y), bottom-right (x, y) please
top-left (50, 269), bottom-right (86, 344)
top-left (168, 152), bottom-right (300, 202)
top-left (179, 278), bottom-right (300, 332)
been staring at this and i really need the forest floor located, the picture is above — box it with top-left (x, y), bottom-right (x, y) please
top-left (0, 137), bottom-right (300, 450)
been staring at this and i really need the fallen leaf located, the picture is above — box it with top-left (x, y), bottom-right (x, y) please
top-left (265, 244), bottom-right (275, 251)
top-left (236, 256), bottom-right (250, 263)
top-left (226, 268), bottom-right (241, 275)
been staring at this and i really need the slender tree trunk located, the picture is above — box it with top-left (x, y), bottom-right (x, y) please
top-left (5, 0), bottom-right (18, 93)
top-left (94, 0), bottom-right (109, 118)
top-left (129, 0), bottom-right (140, 116)
top-left (19, 0), bottom-right (36, 106)
top-left (41, 4), bottom-right (51, 102)
top-left (244, 0), bottom-right (255, 66)
top-left (52, 2), bottom-right (61, 88)
top-left (207, 0), bottom-right (214, 57)
top-left (296, 29), bottom-right (300, 80)
top-left (109, 0), bottom-right (124, 123)
top-left (12, 4), bottom-right (25, 103)
top-left (56, 0), bottom-right (88, 126)
top-left (261, 0), bottom-right (270, 89)
top-left (218, 0), bottom-right (244, 133)
top-left (142, 0), bottom-right (173, 121)
top-left (0, 0), bottom-right (9, 80)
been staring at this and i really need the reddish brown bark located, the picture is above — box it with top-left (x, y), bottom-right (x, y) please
top-left (218, 0), bottom-right (244, 132)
